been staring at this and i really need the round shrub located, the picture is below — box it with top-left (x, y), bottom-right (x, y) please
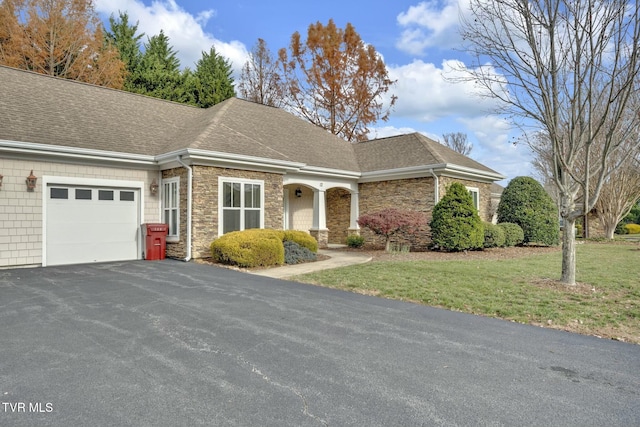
top-left (496, 176), bottom-right (559, 246)
top-left (284, 240), bottom-right (317, 264)
top-left (211, 229), bottom-right (285, 268)
top-left (498, 222), bottom-right (525, 247)
top-left (483, 222), bottom-right (506, 248)
top-left (346, 234), bottom-right (365, 248)
top-left (430, 182), bottom-right (484, 251)
top-left (625, 223), bottom-right (640, 234)
top-left (282, 230), bottom-right (318, 253)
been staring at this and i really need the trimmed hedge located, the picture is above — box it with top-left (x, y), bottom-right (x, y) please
top-left (625, 223), bottom-right (640, 234)
top-left (210, 229), bottom-right (318, 268)
top-left (496, 176), bottom-right (559, 246)
top-left (497, 222), bottom-right (525, 247)
top-left (211, 229), bottom-right (284, 268)
top-left (483, 222), bottom-right (506, 248)
top-left (430, 182), bottom-right (484, 251)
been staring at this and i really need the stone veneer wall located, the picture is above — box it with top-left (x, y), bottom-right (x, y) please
top-left (190, 166), bottom-right (284, 259)
top-left (358, 177), bottom-right (494, 250)
top-left (326, 187), bottom-right (351, 244)
top-left (358, 177), bottom-right (436, 250)
top-left (162, 167), bottom-right (189, 259)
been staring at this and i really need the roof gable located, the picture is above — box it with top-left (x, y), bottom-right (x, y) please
top-left (354, 132), bottom-right (502, 177)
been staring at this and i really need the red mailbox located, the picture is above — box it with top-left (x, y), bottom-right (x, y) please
top-left (142, 223), bottom-right (169, 260)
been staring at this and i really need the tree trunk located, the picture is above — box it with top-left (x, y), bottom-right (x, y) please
top-left (561, 216), bottom-right (577, 285)
top-left (604, 223), bottom-right (616, 240)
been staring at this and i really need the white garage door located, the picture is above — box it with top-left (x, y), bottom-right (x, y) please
top-left (46, 185), bottom-right (140, 266)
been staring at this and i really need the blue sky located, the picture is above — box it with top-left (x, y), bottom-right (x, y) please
top-left (94, 0), bottom-right (534, 184)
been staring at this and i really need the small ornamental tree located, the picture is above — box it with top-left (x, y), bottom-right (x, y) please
top-left (497, 176), bottom-right (559, 246)
top-left (430, 182), bottom-right (484, 251)
top-left (357, 208), bottom-right (426, 252)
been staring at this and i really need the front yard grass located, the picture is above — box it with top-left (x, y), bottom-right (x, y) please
top-left (296, 243), bottom-right (640, 344)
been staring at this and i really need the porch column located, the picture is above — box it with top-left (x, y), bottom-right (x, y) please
top-left (310, 188), bottom-right (328, 248)
top-left (349, 191), bottom-right (360, 232)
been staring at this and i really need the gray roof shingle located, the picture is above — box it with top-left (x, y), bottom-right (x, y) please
top-left (0, 65), bottom-right (503, 179)
top-left (354, 132), bottom-right (502, 176)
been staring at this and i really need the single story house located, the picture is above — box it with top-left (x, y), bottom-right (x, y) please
top-left (0, 65), bottom-right (505, 267)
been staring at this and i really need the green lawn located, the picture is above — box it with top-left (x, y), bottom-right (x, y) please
top-left (296, 243), bottom-right (640, 344)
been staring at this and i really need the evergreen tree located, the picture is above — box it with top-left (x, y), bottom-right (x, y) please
top-left (430, 182), bottom-right (484, 251)
top-left (497, 177), bottom-right (559, 246)
top-left (131, 30), bottom-right (188, 102)
top-left (192, 47), bottom-right (236, 108)
top-left (105, 11), bottom-right (144, 91)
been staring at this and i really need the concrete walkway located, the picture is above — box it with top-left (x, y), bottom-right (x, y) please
top-left (251, 246), bottom-right (372, 279)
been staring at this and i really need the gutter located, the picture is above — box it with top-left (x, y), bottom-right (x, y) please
top-left (176, 156), bottom-right (193, 262)
top-left (429, 169), bottom-right (439, 205)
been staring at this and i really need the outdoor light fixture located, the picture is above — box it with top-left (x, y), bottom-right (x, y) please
top-left (0, 173), bottom-right (3, 189)
top-left (150, 179), bottom-right (159, 196)
top-left (295, 187), bottom-right (302, 198)
top-left (26, 170), bottom-right (37, 191)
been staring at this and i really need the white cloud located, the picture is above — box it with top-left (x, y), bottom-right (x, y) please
top-left (458, 115), bottom-right (533, 181)
top-left (386, 58), bottom-right (504, 123)
top-left (94, 0), bottom-right (248, 74)
top-left (396, 0), bottom-right (469, 55)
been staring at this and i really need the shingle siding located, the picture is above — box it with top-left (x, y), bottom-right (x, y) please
top-left (0, 157), bottom-right (160, 267)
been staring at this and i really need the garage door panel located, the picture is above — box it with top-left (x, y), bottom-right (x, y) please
top-left (46, 185), bottom-right (140, 266)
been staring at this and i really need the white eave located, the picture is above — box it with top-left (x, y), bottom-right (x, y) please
top-left (359, 163), bottom-right (506, 183)
top-left (0, 139), bottom-right (157, 167)
top-left (296, 165), bottom-right (361, 180)
top-left (156, 149), bottom-right (306, 174)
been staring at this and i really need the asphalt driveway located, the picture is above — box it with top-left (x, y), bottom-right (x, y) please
top-left (0, 260), bottom-right (638, 426)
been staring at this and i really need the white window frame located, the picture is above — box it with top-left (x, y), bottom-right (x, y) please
top-left (467, 186), bottom-right (480, 211)
top-left (218, 177), bottom-right (265, 236)
top-left (162, 177), bottom-right (180, 241)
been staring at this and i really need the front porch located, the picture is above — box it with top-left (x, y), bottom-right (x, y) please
top-left (283, 177), bottom-right (360, 247)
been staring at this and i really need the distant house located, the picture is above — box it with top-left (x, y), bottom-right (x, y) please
top-left (0, 65), bottom-right (504, 267)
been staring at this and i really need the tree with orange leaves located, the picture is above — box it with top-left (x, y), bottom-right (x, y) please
top-left (0, 0), bottom-right (125, 89)
top-left (278, 19), bottom-right (396, 142)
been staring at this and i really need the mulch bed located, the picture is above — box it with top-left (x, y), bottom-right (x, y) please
top-left (327, 244), bottom-right (562, 262)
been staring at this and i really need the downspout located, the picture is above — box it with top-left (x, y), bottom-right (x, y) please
top-left (176, 156), bottom-right (193, 262)
top-left (429, 169), bottom-right (439, 205)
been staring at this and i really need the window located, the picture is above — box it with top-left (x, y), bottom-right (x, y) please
top-left (219, 178), bottom-right (264, 234)
top-left (162, 178), bottom-right (180, 238)
top-left (50, 188), bottom-right (68, 199)
top-left (98, 190), bottom-right (114, 201)
top-left (75, 189), bottom-right (92, 200)
top-left (467, 187), bottom-right (480, 211)
top-left (120, 191), bottom-right (135, 201)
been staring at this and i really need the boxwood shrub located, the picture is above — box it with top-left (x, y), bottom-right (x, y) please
top-left (211, 229), bottom-right (285, 268)
top-left (625, 223), bottom-right (640, 234)
top-left (497, 222), bottom-right (525, 247)
top-left (483, 222), bottom-right (506, 248)
top-left (210, 229), bottom-right (318, 268)
top-left (496, 176), bottom-right (559, 246)
top-left (346, 235), bottom-right (365, 248)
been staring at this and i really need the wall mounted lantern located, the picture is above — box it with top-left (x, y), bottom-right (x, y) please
top-left (295, 187), bottom-right (302, 198)
top-left (0, 173), bottom-right (3, 189)
top-left (26, 170), bottom-right (37, 191)
top-left (150, 179), bottom-right (159, 196)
